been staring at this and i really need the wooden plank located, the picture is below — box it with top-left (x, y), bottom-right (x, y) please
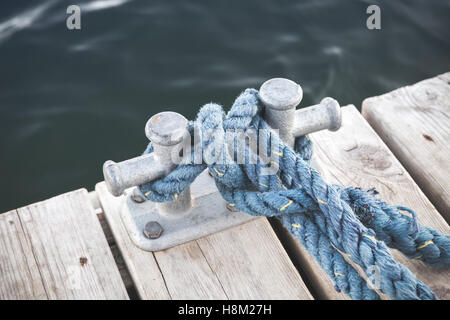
top-left (16, 189), bottom-right (129, 300)
top-left (0, 210), bottom-right (47, 300)
top-left (362, 72), bottom-right (450, 221)
top-left (154, 241), bottom-right (228, 299)
top-left (270, 219), bottom-right (348, 300)
top-left (282, 105), bottom-right (449, 299)
top-left (196, 218), bottom-right (312, 299)
top-left (96, 181), bottom-right (313, 300)
top-left (96, 183), bottom-right (172, 300)
top-left (97, 182), bottom-right (226, 300)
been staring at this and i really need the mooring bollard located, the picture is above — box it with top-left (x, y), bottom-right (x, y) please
top-left (259, 78), bottom-right (341, 148)
top-left (146, 112), bottom-right (192, 214)
top-left (259, 78), bottom-right (302, 148)
top-left (104, 111), bottom-right (192, 214)
top-left (102, 78), bottom-right (342, 251)
top-left (104, 80), bottom-right (340, 199)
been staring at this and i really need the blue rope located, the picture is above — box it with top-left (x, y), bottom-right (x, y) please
top-left (139, 88), bottom-right (450, 300)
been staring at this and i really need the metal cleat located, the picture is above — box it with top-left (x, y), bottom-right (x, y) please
top-left (102, 78), bottom-right (341, 251)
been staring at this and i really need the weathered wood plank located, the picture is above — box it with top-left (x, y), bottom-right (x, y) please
top-left (96, 180), bottom-right (313, 300)
top-left (362, 72), bottom-right (450, 221)
top-left (97, 181), bottom-right (227, 300)
top-left (270, 219), bottom-right (348, 300)
top-left (154, 241), bottom-right (228, 299)
top-left (283, 105), bottom-right (449, 299)
top-left (196, 218), bottom-right (311, 299)
top-left (16, 189), bottom-right (129, 300)
top-left (0, 210), bottom-right (47, 300)
top-left (96, 183), bottom-right (173, 300)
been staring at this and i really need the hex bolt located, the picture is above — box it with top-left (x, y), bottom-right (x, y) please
top-left (144, 221), bottom-right (163, 239)
top-left (130, 187), bottom-right (146, 203)
top-left (259, 78), bottom-right (341, 148)
top-left (145, 111), bottom-right (192, 214)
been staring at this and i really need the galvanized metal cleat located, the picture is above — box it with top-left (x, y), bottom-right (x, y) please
top-left (103, 78), bottom-right (341, 251)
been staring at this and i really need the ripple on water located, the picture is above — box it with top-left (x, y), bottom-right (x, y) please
top-left (0, 0), bottom-right (449, 213)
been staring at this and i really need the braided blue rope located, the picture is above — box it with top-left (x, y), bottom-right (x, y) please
top-left (139, 88), bottom-right (450, 300)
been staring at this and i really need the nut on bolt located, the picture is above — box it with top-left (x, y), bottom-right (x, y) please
top-left (144, 221), bottom-right (163, 239)
top-left (131, 187), bottom-right (146, 203)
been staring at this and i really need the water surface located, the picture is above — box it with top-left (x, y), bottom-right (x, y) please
top-left (0, 0), bottom-right (449, 212)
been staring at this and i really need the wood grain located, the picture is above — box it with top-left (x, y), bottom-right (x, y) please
top-left (154, 241), bottom-right (228, 299)
top-left (197, 218), bottom-right (311, 299)
top-left (96, 183), bottom-right (171, 300)
top-left (0, 210), bottom-right (47, 300)
top-left (15, 189), bottom-right (129, 299)
top-left (96, 182), bottom-right (313, 300)
top-left (282, 105), bottom-right (449, 299)
top-left (362, 72), bottom-right (450, 221)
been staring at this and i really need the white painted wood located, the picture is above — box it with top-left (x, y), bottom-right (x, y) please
top-left (0, 210), bottom-right (47, 300)
top-left (96, 182), bottom-right (313, 300)
top-left (284, 105), bottom-right (450, 299)
top-left (362, 72), bottom-right (450, 221)
top-left (16, 189), bottom-right (129, 300)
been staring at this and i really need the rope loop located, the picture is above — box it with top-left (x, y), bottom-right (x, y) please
top-left (138, 88), bottom-right (450, 300)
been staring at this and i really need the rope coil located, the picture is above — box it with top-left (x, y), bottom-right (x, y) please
top-left (139, 88), bottom-right (450, 300)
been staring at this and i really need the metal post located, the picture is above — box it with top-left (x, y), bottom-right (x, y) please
top-left (293, 97), bottom-right (341, 137)
top-left (144, 111), bottom-right (192, 214)
top-left (104, 80), bottom-right (341, 204)
top-left (259, 78), bottom-right (341, 145)
top-left (259, 78), bottom-right (303, 148)
top-left (101, 82), bottom-right (343, 251)
top-left (103, 111), bottom-right (192, 214)
top-left (103, 154), bottom-right (166, 197)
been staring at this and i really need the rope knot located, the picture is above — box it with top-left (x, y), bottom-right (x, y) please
top-left (137, 87), bottom-right (449, 300)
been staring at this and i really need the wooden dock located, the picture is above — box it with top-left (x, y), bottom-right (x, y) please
top-left (1, 73), bottom-right (449, 300)
top-left (362, 73), bottom-right (450, 222)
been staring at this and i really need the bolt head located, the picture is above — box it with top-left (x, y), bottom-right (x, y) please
top-left (144, 221), bottom-right (163, 239)
top-left (145, 111), bottom-right (189, 146)
top-left (259, 78), bottom-right (303, 111)
top-left (130, 188), bottom-right (146, 203)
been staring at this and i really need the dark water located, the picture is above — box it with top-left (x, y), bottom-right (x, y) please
top-left (0, 0), bottom-right (449, 213)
